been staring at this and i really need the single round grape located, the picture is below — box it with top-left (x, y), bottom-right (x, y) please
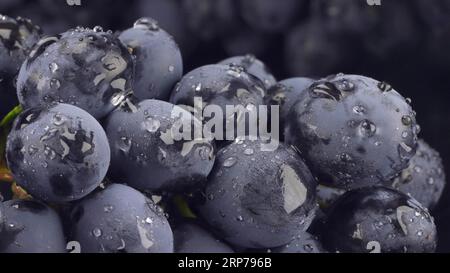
top-left (385, 140), bottom-right (446, 209)
top-left (196, 139), bottom-right (317, 249)
top-left (323, 186), bottom-right (437, 253)
top-left (6, 103), bottom-right (110, 203)
top-left (119, 17), bottom-right (183, 101)
top-left (136, 0), bottom-right (198, 56)
top-left (265, 77), bottom-right (314, 132)
top-left (70, 183), bottom-right (174, 253)
top-left (0, 15), bottom-right (42, 77)
top-left (16, 26), bottom-right (134, 119)
top-left (219, 55), bottom-right (276, 90)
top-left (285, 74), bottom-right (419, 190)
top-left (169, 64), bottom-right (265, 140)
top-left (0, 15), bottom-right (42, 117)
top-left (104, 98), bottom-right (215, 192)
top-left (0, 200), bottom-right (66, 253)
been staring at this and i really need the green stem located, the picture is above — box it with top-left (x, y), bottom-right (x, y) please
top-left (0, 105), bottom-right (22, 128)
top-left (1, 105), bottom-right (23, 167)
top-left (173, 195), bottom-right (197, 219)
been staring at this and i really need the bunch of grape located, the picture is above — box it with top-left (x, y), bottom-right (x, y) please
top-left (0, 1), bottom-right (448, 253)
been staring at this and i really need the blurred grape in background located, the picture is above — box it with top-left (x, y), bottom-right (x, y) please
top-left (2, 0), bottom-right (450, 251)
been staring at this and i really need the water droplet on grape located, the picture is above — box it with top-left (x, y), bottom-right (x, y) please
top-left (92, 228), bottom-right (102, 237)
top-left (103, 205), bottom-right (114, 213)
top-left (223, 157), bottom-right (237, 167)
top-left (401, 115), bottom-right (412, 126)
top-left (93, 26), bottom-right (103, 32)
top-left (142, 117), bottom-right (160, 133)
top-left (244, 148), bottom-right (254, 155)
top-left (49, 62), bottom-right (59, 73)
top-left (359, 120), bottom-right (376, 137)
top-left (50, 78), bottom-right (61, 90)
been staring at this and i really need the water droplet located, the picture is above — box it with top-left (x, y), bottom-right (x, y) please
top-left (280, 164), bottom-right (307, 214)
top-left (194, 83), bottom-right (202, 92)
top-left (92, 228), bottom-right (102, 237)
top-left (427, 177), bottom-right (435, 185)
top-left (136, 220), bottom-right (154, 249)
top-left (134, 17), bottom-right (159, 31)
top-left (401, 115), bottom-right (412, 126)
top-left (28, 145), bottom-right (38, 156)
top-left (236, 215), bottom-right (244, 222)
top-left (5, 221), bottom-right (23, 232)
top-left (44, 146), bottom-right (56, 160)
top-left (93, 26), bottom-right (103, 32)
top-left (110, 92), bottom-right (127, 106)
top-left (310, 82), bottom-right (342, 101)
top-left (104, 205), bottom-right (114, 213)
top-left (52, 114), bottom-right (65, 126)
top-left (417, 230), bottom-right (423, 237)
top-left (359, 120), bottom-right (376, 137)
top-left (223, 157), bottom-right (237, 168)
top-left (168, 65), bottom-right (174, 72)
top-left (335, 79), bottom-right (354, 92)
top-left (401, 131), bottom-right (409, 139)
top-left (415, 124), bottom-right (421, 134)
top-left (145, 217), bottom-right (153, 224)
top-left (244, 148), bottom-right (254, 155)
top-left (49, 62), bottom-right (59, 73)
top-left (198, 145), bottom-right (212, 160)
top-left (142, 117), bottom-right (160, 133)
top-left (299, 244), bottom-right (312, 252)
top-left (413, 166), bottom-right (422, 173)
top-left (353, 105), bottom-right (365, 115)
top-left (118, 136), bottom-right (132, 153)
top-left (227, 64), bottom-right (244, 78)
top-left (339, 153), bottom-right (352, 162)
top-left (116, 239), bottom-right (126, 250)
top-left (50, 78), bottom-right (61, 90)
top-left (405, 98), bottom-right (412, 104)
top-left (377, 81), bottom-right (392, 92)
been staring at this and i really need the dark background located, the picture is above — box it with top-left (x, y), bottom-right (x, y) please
top-left (2, 0), bottom-right (450, 250)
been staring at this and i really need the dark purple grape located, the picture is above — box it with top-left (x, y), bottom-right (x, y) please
top-left (70, 183), bottom-right (173, 253)
top-left (6, 103), bottom-right (110, 203)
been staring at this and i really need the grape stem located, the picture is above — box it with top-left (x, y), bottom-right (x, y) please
top-left (0, 171), bottom-right (13, 183)
top-left (173, 195), bottom-right (197, 219)
top-left (12, 182), bottom-right (31, 200)
top-left (0, 105), bottom-right (23, 128)
top-left (1, 105), bottom-right (23, 168)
